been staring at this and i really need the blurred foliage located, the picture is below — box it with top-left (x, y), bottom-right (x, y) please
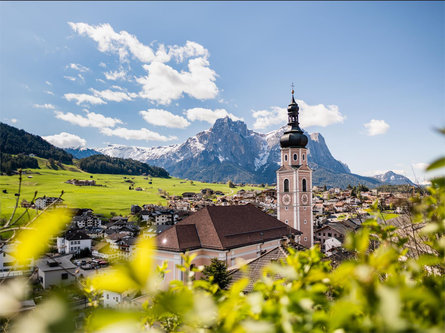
top-left (1, 130), bottom-right (444, 332)
top-left (11, 208), bottom-right (71, 266)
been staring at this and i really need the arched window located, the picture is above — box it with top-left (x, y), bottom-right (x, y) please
top-left (284, 154), bottom-right (288, 161)
top-left (302, 154), bottom-right (305, 161)
top-left (302, 179), bottom-right (307, 192)
top-left (293, 153), bottom-right (298, 161)
top-left (284, 179), bottom-right (289, 192)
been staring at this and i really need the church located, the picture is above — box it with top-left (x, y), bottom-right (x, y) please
top-left (276, 89), bottom-right (313, 248)
top-left (152, 90), bottom-right (313, 283)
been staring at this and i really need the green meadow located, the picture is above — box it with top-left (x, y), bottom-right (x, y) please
top-left (0, 158), bottom-right (266, 224)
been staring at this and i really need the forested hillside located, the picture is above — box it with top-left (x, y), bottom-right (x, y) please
top-left (0, 153), bottom-right (39, 174)
top-left (78, 154), bottom-right (169, 177)
top-left (0, 122), bottom-right (73, 164)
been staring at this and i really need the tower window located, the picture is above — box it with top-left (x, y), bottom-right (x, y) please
top-left (303, 154), bottom-right (305, 161)
top-left (293, 153), bottom-right (298, 161)
top-left (304, 219), bottom-right (307, 224)
top-left (284, 154), bottom-right (288, 161)
top-left (285, 220), bottom-right (288, 224)
top-left (304, 237), bottom-right (308, 241)
top-left (302, 179), bottom-right (307, 192)
top-left (284, 179), bottom-right (289, 192)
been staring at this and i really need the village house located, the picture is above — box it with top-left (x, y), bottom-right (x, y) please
top-left (56, 230), bottom-right (92, 254)
top-left (72, 210), bottom-right (102, 229)
top-left (116, 237), bottom-right (137, 259)
top-left (0, 242), bottom-right (34, 278)
top-left (315, 219), bottom-right (361, 253)
top-left (34, 196), bottom-right (64, 210)
top-left (152, 210), bottom-right (177, 225)
top-left (102, 289), bottom-right (137, 308)
top-left (66, 179), bottom-right (96, 186)
top-left (154, 204), bottom-right (301, 284)
top-left (108, 216), bottom-right (129, 224)
top-left (36, 256), bottom-right (77, 289)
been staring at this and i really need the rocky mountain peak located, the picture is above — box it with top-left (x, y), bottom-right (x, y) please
top-left (373, 171), bottom-right (415, 186)
top-left (211, 116), bottom-right (250, 137)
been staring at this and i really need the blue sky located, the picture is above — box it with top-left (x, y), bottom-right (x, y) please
top-left (1, 1), bottom-right (444, 183)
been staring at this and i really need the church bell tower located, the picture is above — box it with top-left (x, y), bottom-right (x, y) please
top-left (277, 89), bottom-right (313, 248)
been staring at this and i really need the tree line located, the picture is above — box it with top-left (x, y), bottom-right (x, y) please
top-left (78, 154), bottom-right (170, 177)
top-left (0, 153), bottom-right (39, 175)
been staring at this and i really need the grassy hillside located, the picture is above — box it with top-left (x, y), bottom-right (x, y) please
top-left (0, 158), bottom-right (266, 226)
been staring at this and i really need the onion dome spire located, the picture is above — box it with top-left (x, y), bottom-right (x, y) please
top-left (280, 85), bottom-right (308, 148)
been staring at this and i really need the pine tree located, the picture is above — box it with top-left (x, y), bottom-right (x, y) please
top-left (202, 258), bottom-right (232, 290)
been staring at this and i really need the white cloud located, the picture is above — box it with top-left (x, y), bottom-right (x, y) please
top-left (10, 118), bottom-right (17, 124)
top-left (251, 106), bottom-right (287, 130)
top-left (69, 22), bottom-right (219, 105)
top-left (99, 62), bottom-right (107, 68)
top-left (140, 109), bottom-right (190, 128)
top-left (64, 93), bottom-right (106, 105)
top-left (64, 88), bottom-right (135, 105)
top-left (104, 69), bottom-right (127, 81)
top-left (364, 119), bottom-right (390, 136)
top-left (43, 132), bottom-right (86, 148)
top-left (67, 63), bottom-right (90, 72)
top-left (45, 81), bottom-right (52, 86)
top-left (100, 127), bottom-right (177, 142)
top-left (55, 110), bottom-right (122, 128)
top-left (137, 57), bottom-right (218, 105)
top-left (33, 103), bottom-right (56, 109)
top-left (185, 108), bottom-right (242, 124)
top-left (96, 78), bottom-right (106, 84)
top-left (45, 90), bottom-right (55, 96)
top-left (69, 22), bottom-right (210, 64)
top-left (251, 99), bottom-right (345, 130)
top-left (168, 41), bottom-right (209, 63)
top-left (68, 22), bottom-right (168, 63)
top-left (64, 76), bottom-right (77, 82)
top-left (412, 162), bottom-right (428, 171)
top-left (90, 88), bottom-right (135, 102)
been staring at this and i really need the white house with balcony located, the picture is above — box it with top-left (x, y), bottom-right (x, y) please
top-left (57, 230), bottom-right (92, 254)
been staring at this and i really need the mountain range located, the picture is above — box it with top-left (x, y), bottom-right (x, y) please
top-left (373, 171), bottom-right (415, 186)
top-left (74, 117), bottom-right (397, 188)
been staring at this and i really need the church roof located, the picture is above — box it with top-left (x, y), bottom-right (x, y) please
top-left (156, 204), bottom-right (301, 252)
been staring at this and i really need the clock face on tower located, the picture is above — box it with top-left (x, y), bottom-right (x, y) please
top-left (301, 194), bottom-right (308, 205)
top-left (282, 194), bottom-right (291, 205)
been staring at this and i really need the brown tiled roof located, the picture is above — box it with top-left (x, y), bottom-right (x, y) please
top-left (229, 242), bottom-right (307, 293)
top-left (156, 204), bottom-right (300, 252)
top-left (229, 246), bottom-right (287, 293)
top-left (316, 219), bottom-right (360, 236)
